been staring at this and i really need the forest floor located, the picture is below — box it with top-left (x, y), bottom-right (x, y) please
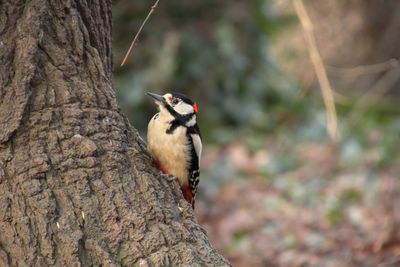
top-left (197, 139), bottom-right (400, 267)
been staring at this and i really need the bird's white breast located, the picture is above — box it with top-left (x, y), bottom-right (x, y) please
top-left (147, 112), bottom-right (191, 186)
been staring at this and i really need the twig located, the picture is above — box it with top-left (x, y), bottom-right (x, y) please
top-left (347, 66), bottom-right (400, 127)
top-left (120, 0), bottom-right (160, 67)
top-left (326, 58), bottom-right (399, 78)
top-left (377, 256), bottom-right (400, 267)
top-left (293, 0), bottom-right (339, 141)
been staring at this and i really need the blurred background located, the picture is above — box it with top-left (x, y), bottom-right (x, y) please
top-left (113, 0), bottom-right (400, 266)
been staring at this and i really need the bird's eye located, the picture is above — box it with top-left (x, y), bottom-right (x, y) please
top-left (171, 98), bottom-right (180, 105)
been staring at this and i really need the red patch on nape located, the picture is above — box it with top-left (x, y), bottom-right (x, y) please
top-left (181, 185), bottom-right (193, 205)
top-left (155, 159), bottom-right (168, 174)
top-left (193, 102), bottom-right (198, 113)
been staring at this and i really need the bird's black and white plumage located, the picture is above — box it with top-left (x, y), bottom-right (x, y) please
top-left (146, 92), bottom-right (202, 209)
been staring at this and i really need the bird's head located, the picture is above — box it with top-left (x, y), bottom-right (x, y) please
top-left (147, 92), bottom-right (198, 116)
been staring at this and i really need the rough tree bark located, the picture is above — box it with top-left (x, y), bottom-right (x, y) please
top-left (0, 1), bottom-right (230, 266)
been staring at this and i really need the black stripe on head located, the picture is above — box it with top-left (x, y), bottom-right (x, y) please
top-left (171, 92), bottom-right (194, 105)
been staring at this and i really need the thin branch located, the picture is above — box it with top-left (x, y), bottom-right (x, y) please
top-left (347, 66), bottom-right (400, 128)
top-left (326, 58), bottom-right (399, 78)
top-left (120, 0), bottom-right (160, 67)
top-left (377, 256), bottom-right (400, 267)
top-left (293, 0), bottom-right (339, 141)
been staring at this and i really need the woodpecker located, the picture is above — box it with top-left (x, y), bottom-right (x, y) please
top-left (147, 92), bottom-right (202, 209)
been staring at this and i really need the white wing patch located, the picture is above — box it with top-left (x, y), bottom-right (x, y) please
top-left (191, 134), bottom-right (202, 166)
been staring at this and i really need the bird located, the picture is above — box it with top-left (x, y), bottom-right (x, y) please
top-left (146, 92), bottom-right (202, 209)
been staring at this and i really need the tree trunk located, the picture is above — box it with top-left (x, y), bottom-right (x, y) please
top-left (0, 1), bottom-right (230, 266)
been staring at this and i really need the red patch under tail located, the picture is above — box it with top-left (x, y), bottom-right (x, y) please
top-left (181, 185), bottom-right (194, 209)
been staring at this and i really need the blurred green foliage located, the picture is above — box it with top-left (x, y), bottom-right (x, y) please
top-left (113, 2), bottom-right (400, 265)
top-left (113, 0), bottom-right (304, 142)
top-left (113, 0), bottom-right (400, 172)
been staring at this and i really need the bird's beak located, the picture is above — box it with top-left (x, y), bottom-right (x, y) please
top-left (147, 92), bottom-right (166, 104)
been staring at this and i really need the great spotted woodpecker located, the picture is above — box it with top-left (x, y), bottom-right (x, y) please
top-left (147, 92), bottom-right (202, 209)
